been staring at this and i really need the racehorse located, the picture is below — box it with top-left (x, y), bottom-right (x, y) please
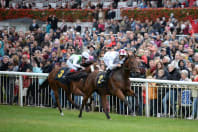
top-left (78, 54), bottom-right (140, 119)
top-left (40, 61), bottom-right (97, 116)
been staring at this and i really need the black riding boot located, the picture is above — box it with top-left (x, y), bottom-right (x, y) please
top-left (104, 69), bottom-right (111, 87)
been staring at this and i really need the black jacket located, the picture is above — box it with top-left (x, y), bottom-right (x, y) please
top-left (167, 68), bottom-right (181, 81)
top-left (29, 23), bottom-right (39, 31)
top-left (0, 62), bottom-right (9, 71)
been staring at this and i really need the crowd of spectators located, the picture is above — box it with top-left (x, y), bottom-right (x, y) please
top-left (0, 0), bottom-right (197, 9)
top-left (0, 12), bottom-right (198, 119)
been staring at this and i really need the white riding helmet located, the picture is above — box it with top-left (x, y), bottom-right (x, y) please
top-left (82, 51), bottom-right (89, 59)
top-left (119, 49), bottom-right (127, 56)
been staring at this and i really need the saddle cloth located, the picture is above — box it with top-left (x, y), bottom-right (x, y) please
top-left (55, 67), bottom-right (71, 84)
top-left (96, 72), bottom-right (106, 88)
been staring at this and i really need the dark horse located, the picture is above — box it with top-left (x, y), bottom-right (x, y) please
top-left (78, 54), bottom-right (140, 119)
top-left (40, 62), bottom-right (96, 116)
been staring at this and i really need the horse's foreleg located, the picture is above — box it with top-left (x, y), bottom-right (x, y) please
top-left (125, 89), bottom-right (136, 96)
top-left (78, 88), bottom-right (94, 118)
top-left (66, 93), bottom-right (80, 109)
top-left (114, 89), bottom-right (132, 114)
top-left (73, 88), bottom-right (85, 96)
top-left (101, 95), bottom-right (111, 119)
top-left (78, 95), bottom-right (89, 118)
top-left (85, 96), bottom-right (94, 112)
top-left (54, 89), bottom-right (64, 116)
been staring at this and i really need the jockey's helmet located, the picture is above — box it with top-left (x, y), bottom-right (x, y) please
top-left (119, 49), bottom-right (127, 56)
top-left (82, 51), bottom-right (89, 59)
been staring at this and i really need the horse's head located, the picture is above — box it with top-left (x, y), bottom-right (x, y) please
top-left (123, 54), bottom-right (140, 73)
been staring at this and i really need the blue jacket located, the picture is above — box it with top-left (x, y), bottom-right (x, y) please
top-left (0, 40), bottom-right (4, 57)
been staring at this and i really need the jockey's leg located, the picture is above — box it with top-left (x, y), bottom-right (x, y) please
top-left (105, 69), bottom-right (111, 82)
top-left (103, 69), bottom-right (111, 87)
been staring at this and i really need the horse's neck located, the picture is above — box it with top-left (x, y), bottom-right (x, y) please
top-left (117, 67), bottom-right (130, 79)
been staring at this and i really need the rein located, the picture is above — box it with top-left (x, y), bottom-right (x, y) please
top-left (123, 65), bottom-right (131, 71)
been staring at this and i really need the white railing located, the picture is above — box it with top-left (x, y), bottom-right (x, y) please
top-left (0, 71), bottom-right (48, 107)
top-left (129, 78), bottom-right (198, 118)
top-left (1, 71), bottom-right (198, 119)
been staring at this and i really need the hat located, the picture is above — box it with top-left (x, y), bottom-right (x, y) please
top-left (161, 48), bottom-right (166, 51)
top-left (88, 45), bottom-right (95, 50)
top-left (183, 50), bottom-right (188, 53)
top-left (3, 55), bottom-right (9, 59)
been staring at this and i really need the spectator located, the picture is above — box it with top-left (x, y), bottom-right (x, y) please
top-left (29, 19), bottom-right (39, 32)
top-left (146, 60), bottom-right (156, 77)
top-left (49, 15), bottom-right (58, 32)
top-left (98, 19), bottom-right (105, 33)
top-left (178, 59), bottom-right (190, 77)
top-left (146, 76), bottom-right (157, 116)
top-left (46, 21), bottom-right (51, 33)
top-left (187, 68), bottom-right (198, 120)
top-left (106, 6), bottom-right (116, 20)
top-left (19, 54), bottom-right (32, 72)
top-left (75, 19), bottom-right (82, 33)
top-left (193, 53), bottom-right (198, 65)
top-left (171, 51), bottom-right (181, 69)
top-left (155, 61), bottom-right (168, 78)
top-left (162, 64), bottom-right (181, 117)
top-left (0, 37), bottom-right (4, 57)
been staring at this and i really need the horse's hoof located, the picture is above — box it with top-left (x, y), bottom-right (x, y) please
top-left (78, 115), bottom-right (82, 118)
top-left (76, 105), bottom-right (80, 109)
top-left (86, 108), bottom-right (90, 112)
top-left (60, 112), bottom-right (64, 116)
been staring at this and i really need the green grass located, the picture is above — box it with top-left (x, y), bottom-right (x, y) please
top-left (0, 105), bottom-right (198, 132)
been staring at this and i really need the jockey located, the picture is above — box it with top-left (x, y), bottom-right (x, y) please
top-left (103, 49), bottom-right (127, 71)
top-left (103, 49), bottom-right (128, 83)
top-left (66, 51), bottom-right (90, 71)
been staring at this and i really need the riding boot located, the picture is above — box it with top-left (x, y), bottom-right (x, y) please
top-left (104, 69), bottom-right (111, 88)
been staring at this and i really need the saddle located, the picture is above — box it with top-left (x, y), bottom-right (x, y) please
top-left (96, 70), bottom-right (111, 88)
top-left (55, 67), bottom-right (73, 84)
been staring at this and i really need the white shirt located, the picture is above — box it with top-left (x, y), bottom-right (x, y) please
top-left (103, 51), bottom-right (120, 70)
top-left (66, 54), bottom-right (82, 70)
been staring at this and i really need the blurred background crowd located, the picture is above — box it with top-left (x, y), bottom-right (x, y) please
top-left (0, 0), bottom-right (198, 118)
top-left (0, 0), bottom-right (198, 9)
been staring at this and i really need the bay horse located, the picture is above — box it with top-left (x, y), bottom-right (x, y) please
top-left (40, 61), bottom-right (97, 116)
top-left (78, 54), bottom-right (140, 119)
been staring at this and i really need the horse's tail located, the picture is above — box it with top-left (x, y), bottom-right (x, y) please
top-left (39, 79), bottom-right (49, 93)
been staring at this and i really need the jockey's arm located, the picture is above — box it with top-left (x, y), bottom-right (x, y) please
top-left (108, 56), bottom-right (124, 70)
top-left (72, 57), bottom-right (84, 69)
top-left (108, 60), bottom-right (118, 70)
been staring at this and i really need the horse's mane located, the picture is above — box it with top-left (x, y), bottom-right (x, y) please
top-left (67, 71), bottom-right (88, 82)
top-left (81, 61), bottom-right (94, 67)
